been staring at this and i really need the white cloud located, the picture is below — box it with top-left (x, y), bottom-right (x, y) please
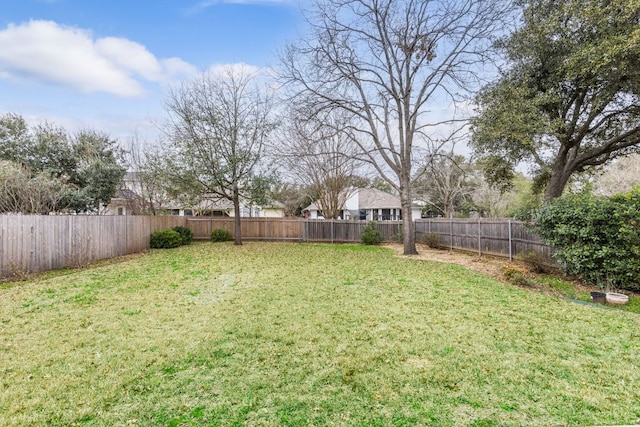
top-left (162, 57), bottom-right (199, 80)
top-left (206, 62), bottom-right (262, 78)
top-left (0, 20), bottom-right (198, 97)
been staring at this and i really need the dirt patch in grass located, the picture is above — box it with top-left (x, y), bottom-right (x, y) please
top-left (385, 243), bottom-right (640, 308)
top-left (385, 243), bottom-right (514, 281)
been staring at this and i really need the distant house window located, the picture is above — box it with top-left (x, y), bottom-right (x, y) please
top-left (171, 209), bottom-right (180, 216)
top-left (359, 209), bottom-right (366, 220)
top-left (381, 209), bottom-right (391, 220)
top-left (117, 207), bottom-right (124, 215)
top-left (184, 209), bottom-right (193, 216)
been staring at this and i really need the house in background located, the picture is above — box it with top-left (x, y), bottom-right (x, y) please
top-left (103, 188), bottom-right (143, 215)
top-left (105, 172), bottom-right (285, 217)
top-left (304, 188), bottom-right (422, 221)
top-left (166, 198), bottom-right (285, 218)
top-left (256, 201), bottom-right (286, 218)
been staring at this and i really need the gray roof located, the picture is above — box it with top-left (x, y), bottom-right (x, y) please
top-left (357, 188), bottom-right (401, 209)
top-left (262, 201), bottom-right (286, 209)
top-left (165, 198), bottom-right (284, 211)
top-left (305, 188), bottom-right (403, 211)
top-left (112, 188), bottom-right (141, 200)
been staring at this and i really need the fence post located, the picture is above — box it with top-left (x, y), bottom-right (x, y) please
top-left (478, 218), bottom-right (481, 257)
top-left (449, 217), bottom-right (453, 251)
top-left (331, 220), bottom-right (334, 244)
top-left (508, 219), bottom-right (513, 262)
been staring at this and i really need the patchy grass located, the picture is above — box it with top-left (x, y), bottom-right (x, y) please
top-left (1, 242), bottom-right (639, 426)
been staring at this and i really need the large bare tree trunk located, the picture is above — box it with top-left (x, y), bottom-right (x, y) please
top-left (233, 185), bottom-right (242, 246)
top-left (400, 182), bottom-right (417, 255)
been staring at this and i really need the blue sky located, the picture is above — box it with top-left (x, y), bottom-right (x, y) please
top-left (0, 0), bottom-right (304, 143)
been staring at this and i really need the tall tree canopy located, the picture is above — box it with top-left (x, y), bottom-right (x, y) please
top-left (472, 0), bottom-right (640, 200)
top-left (163, 66), bottom-right (276, 245)
top-left (0, 113), bottom-right (125, 214)
top-left (281, 0), bottom-right (511, 254)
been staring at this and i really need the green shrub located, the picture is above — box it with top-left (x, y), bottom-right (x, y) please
top-left (420, 232), bottom-right (442, 249)
top-left (361, 221), bottom-right (383, 245)
top-left (211, 228), bottom-right (232, 242)
top-left (517, 250), bottom-right (549, 274)
top-left (150, 229), bottom-right (182, 249)
top-left (171, 226), bottom-right (193, 245)
top-left (533, 188), bottom-right (640, 291)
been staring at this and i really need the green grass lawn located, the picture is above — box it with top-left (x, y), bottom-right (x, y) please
top-left (1, 242), bottom-right (639, 426)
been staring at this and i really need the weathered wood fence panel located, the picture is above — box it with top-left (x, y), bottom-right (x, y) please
top-left (415, 218), bottom-right (554, 263)
top-left (187, 219), bottom-right (403, 243)
top-left (0, 215), bottom-right (186, 278)
top-left (186, 218), bottom-right (304, 241)
top-left (305, 219), bottom-right (402, 242)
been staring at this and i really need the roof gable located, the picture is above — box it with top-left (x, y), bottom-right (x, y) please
top-left (305, 188), bottom-right (401, 211)
top-left (357, 188), bottom-right (401, 209)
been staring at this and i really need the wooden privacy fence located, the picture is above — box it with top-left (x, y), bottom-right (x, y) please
top-left (187, 218), bottom-right (304, 241)
top-left (415, 218), bottom-right (554, 262)
top-left (1, 215), bottom-right (554, 278)
top-left (188, 218), bottom-right (552, 262)
top-left (0, 215), bottom-right (186, 278)
top-left (186, 218), bottom-right (403, 243)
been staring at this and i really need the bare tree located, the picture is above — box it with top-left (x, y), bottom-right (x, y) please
top-left (125, 137), bottom-right (173, 215)
top-left (592, 154), bottom-right (640, 197)
top-left (470, 175), bottom-right (508, 218)
top-left (0, 161), bottom-right (66, 214)
top-left (281, 0), bottom-right (512, 254)
top-left (164, 65), bottom-right (276, 245)
top-left (413, 149), bottom-right (475, 218)
top-left (279, 109), bottom-right (363, 219)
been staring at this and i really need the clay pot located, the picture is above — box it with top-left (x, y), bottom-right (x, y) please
top-left (605, 292), bottom-right (629, 305)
